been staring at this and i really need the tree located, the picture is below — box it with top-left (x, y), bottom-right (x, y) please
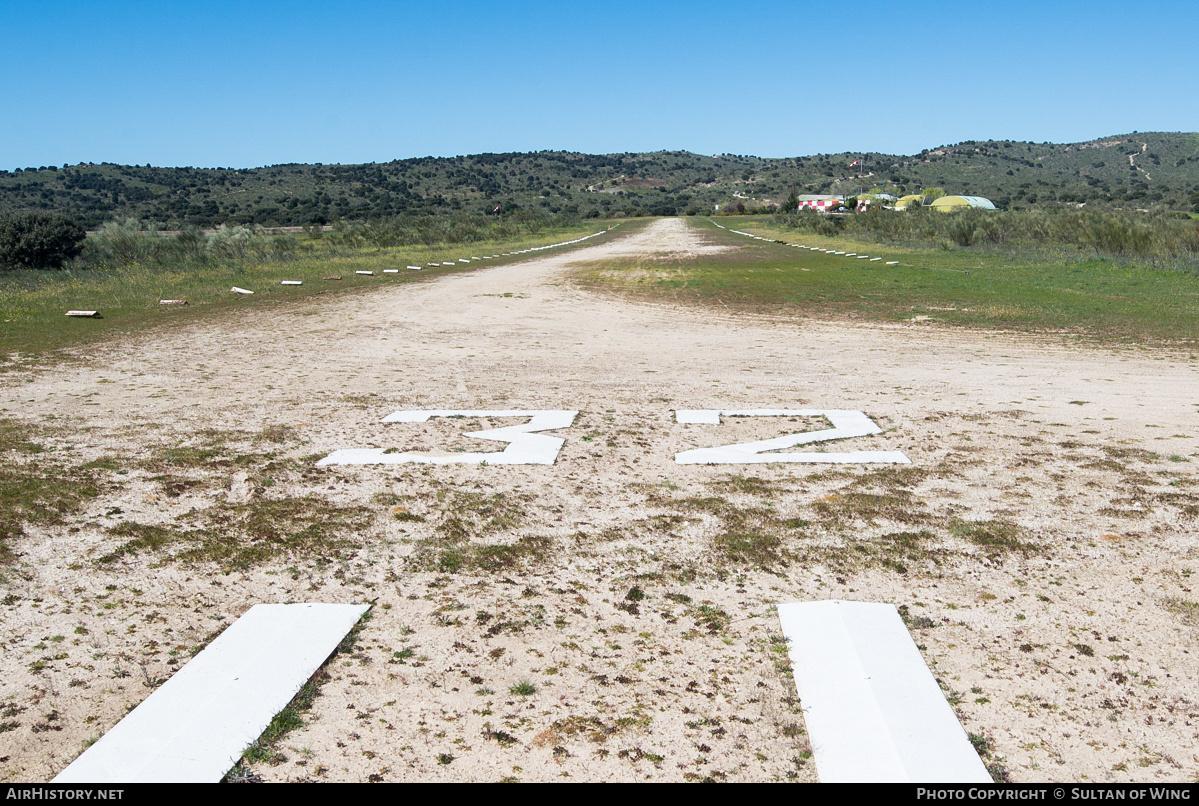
top-left (0, 212), bottom-right (86, 270)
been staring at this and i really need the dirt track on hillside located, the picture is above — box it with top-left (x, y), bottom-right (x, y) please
top-left (2, 217), bottom-right (1198, 783)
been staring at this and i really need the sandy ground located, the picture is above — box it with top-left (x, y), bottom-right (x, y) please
top-left (2, 217), bottom-right (1198, 782)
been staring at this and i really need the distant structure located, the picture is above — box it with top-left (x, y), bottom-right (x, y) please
top-left (796, 194), bottom-right (844, 212)
top-left (855, 193), bottom-right (897, 211)
top-left (894, 194), bottom-right (923, 210)
top-left (930, 195), bottom-right (997, 212)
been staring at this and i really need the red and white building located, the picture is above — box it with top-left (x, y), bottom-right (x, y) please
top-left (796, 195), bottom-right (845, 211)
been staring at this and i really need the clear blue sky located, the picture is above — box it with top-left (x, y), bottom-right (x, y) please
top-left (3, 0), bottom-right (1196, 170)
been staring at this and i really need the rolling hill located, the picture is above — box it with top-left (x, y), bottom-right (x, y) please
top-left (2, 132), bottom-right (1197, 229)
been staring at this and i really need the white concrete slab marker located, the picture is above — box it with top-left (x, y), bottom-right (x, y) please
top-left (54, 602), bottom-right (369, 783)
top-left (318, 410), bottom-right (578, 466)
top-left (776, 600), bottom-right (991, 783)
top-left (674, 410), bottom-right (909, 464)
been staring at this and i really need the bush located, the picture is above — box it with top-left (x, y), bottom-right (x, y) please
top-left (0, 212), bottom-right (86, 270)
top-left (84, 219), bottom-right (299, 267)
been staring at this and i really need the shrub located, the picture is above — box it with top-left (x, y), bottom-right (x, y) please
top-left (0, 212), bottom-right (86, 270)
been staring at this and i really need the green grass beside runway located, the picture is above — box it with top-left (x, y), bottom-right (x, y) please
top-left (573, 218), bottom-right (1199, 347)
top-left (0, 220), bottom-right (635, 364)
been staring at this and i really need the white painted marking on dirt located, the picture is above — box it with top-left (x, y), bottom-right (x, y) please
top-left (870, 258), bottom-right (882, 261)
top-left (407, 266), bottom-right (421, 270)
top-left (675, 410), bottom-right (721, 425)
top-left (356, 271), bottom-right (373, 275)
top-left (231, 287), bottom-right (253, 295)
top-left (54, 603), bottom-right (369, 784)
top-left (886, 261), bottom-right (899, 265)
top-left (281, 280), bottom-right (302, 285)
top-left (777, 600), bottom-right (991, 783)
top-left (674, 410), bottom-right (909, 464)
top-left (318, 410), bottom-right (578, 466)
top-left (458, 259), bottom-right (470, 263)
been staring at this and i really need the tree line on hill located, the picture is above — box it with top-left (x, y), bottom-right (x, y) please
top-left (2, 132), bottom-right (1196, 233)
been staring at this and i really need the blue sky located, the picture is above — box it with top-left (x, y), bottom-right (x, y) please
top-left (3, 0), bottom-right (1196, 169)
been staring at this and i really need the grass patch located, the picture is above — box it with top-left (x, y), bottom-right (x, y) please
top-left (98, 496), bottom-right (373, 571)
top-left (711, 508), bottom-right (793, 570)
top-left (0, 419), bottom-right (107, 564)
top-left (949, 518), bottom-right (1035, 555)
top-left (811, 490), bottom-right (928, 525)
top-left (1162, 596), bottom-right (1199, 630)
top-left (406, 486), bottom-right (553, 574)
top-left (435, 490), bottom-right (528, 541)
top-left (863, 530), bottom-right (939, 575)
top-left (430, 535), bottom-right (554, 574)
top-left (573, 218), bottom-right (1199, 345)
top-left (634, 462), bottom-right (1036, 576)
top-left (509, 680), bottom-right (536, 696)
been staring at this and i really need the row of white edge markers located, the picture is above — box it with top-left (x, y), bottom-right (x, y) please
top-left (237, 226), bottom-right (616, 294)
top-left (67, 226), bottom-right (619, 313)
top-left (711, 220), bottom-right (900, 265)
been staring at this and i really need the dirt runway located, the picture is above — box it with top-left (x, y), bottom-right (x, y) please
top-left (2, 217), bottom-right (1198, 782)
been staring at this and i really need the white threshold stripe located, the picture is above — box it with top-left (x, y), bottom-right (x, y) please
top-left (777, 600), bottom-right (991, 783)
top-left (54, 603), bottom-right (369, 783)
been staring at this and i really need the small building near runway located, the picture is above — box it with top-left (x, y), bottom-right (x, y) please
top-left (796, 194), bottom-right (845, 212)
top-left (930, 195), bottom-right (997, 212)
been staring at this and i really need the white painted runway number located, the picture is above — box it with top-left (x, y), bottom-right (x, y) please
top-left (316, 410), bottom-right (578, 466)
top-left (317, 408), bottom-right (908, 467)
top-left (673, 410), bottom-right (910, 465)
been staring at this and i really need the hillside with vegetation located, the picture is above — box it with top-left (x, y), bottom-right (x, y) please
top-left (2, 132), bottom-right (1198, 229)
